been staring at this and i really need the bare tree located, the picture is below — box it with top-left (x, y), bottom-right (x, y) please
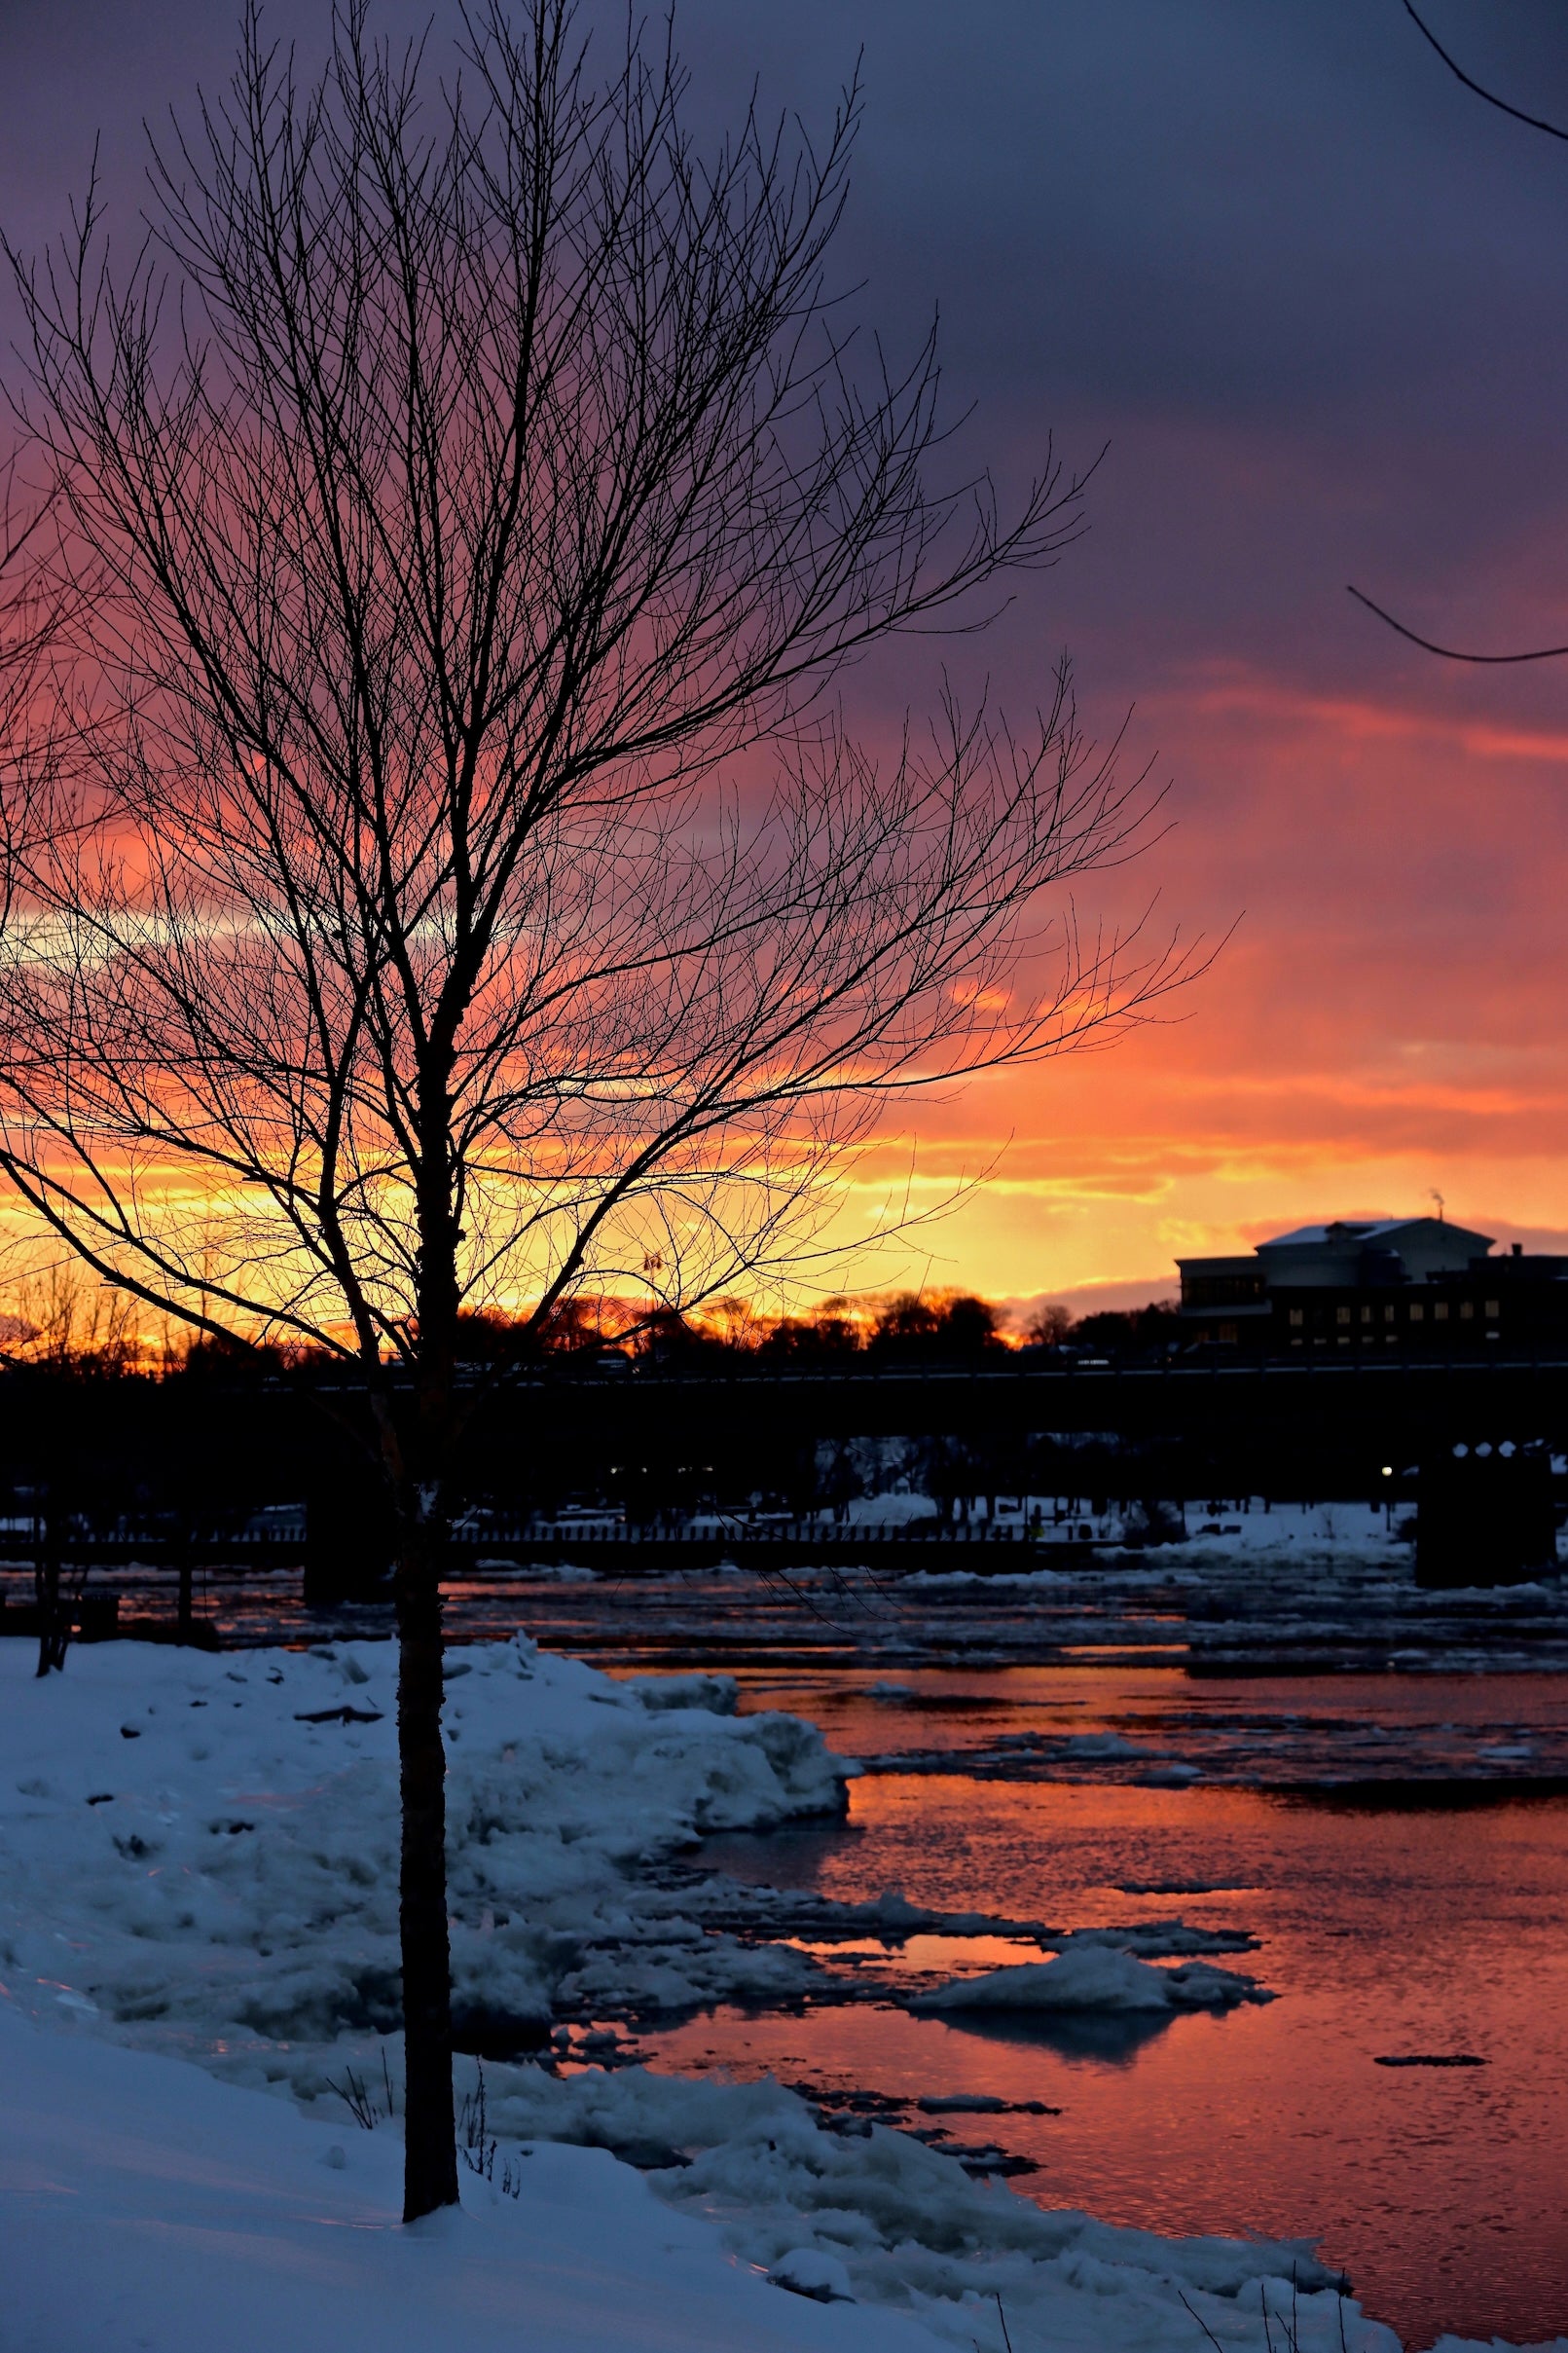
top-left (1025, 1302), bottom-right (1076, 1348)
top-left (0, 0), bottom-right (1185, 2217)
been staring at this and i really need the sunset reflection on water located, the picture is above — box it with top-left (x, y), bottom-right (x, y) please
top-left (639, 1670), bottom-right (1568, 2349)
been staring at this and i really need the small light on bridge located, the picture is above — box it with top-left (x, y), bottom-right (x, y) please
top-left (1381, 1465), bottom-right (1393, 1478)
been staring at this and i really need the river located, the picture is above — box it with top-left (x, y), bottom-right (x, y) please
top-left (638, 1663), bottom-right (1568, 2350)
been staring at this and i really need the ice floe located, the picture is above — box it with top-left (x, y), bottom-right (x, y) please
top-left (909, 1940), bottom-right (1271, 2016)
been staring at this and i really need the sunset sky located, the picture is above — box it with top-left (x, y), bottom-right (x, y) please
top-left (7, 1), bottom-right (1568, 1315)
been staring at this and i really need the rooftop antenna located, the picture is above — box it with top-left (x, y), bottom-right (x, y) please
top-left (1428, 1189), bottom-right (1445, 1223)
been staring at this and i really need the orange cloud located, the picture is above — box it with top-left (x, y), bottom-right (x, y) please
top-left (840, 650), bottom-right (1568, 1302)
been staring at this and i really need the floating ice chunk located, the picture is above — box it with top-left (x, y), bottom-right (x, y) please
top-left (1060, 1732), bottom-right (1143, 1760)
top-left (911, 1940), bottom-right (1270, 2014)
top-left (1114, 1876), bottom-right (1253, 1895)
top-left (915, 2092), bottom-right (1007, 2114)
top-left (1067, 1919), bottom-right (1258, 1959)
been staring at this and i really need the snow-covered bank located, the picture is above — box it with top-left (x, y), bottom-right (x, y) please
top-left (0, 1634), bottom-right (845, 2068)
top-left (0, 2001), bottom-right (935, 2353)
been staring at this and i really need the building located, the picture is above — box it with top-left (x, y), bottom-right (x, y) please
top-left (1178, 1217), bottom-right (1568, 1356)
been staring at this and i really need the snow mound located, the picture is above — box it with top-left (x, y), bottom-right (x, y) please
top-left (0, 1633), bottom-right (849, 2076)
top-left (911, 1939), bottom-right (1270, 2014)
top-left (770, 2248), bottom-right (857, 2302)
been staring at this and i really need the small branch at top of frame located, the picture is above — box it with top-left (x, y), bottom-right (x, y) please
top-left (1346, 583), bottom-right (1568, 664)
top-left (1402, 0), bottom-right (1568, 143)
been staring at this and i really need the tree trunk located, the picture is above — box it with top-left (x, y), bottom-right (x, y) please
top-left (174, 1515), bottom-right (195, 1643)
top-left (393, 1500), bottom-right (458, 2222)
top-left (34, 1498), bottom-right (68, 1676)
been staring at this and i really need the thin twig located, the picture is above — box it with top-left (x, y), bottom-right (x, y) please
top-left (1346, 583), bottom-right (1568, 665)
top-left (1402, 0), bottom-right (1568, 143)
top-left (1179, 2289), bottom-right (1229, 2353)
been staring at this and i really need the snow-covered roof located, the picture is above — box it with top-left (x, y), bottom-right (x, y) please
top-left (1258, 1222), bottom-right (1373, 1248)
top-left (1258, 1216), bottom-right (1493, 1253)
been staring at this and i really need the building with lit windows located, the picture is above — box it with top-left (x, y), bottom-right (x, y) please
top-left (1177, 1217), bottom-right (1568, 1355)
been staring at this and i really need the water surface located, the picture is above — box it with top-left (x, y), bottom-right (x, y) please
top-left (638, 1667), bottom-right (1568, 2351)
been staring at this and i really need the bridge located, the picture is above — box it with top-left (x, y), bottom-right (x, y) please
top-left (493, 1352), bottom-right (1568, 1454)
top-left (3, 1349), bottom-right (1565, 1500)
top-left (2, 1352), bottom-right (1563, 1597)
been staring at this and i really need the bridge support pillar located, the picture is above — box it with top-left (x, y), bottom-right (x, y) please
top-left (1415, 1445), bottom-right (1557, 1588)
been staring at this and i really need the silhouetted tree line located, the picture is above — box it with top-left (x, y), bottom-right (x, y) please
top-left (0, 1279), bottom-right (1182, 1380)
top-left (1054, 1299), bottom-right (1180, 1359)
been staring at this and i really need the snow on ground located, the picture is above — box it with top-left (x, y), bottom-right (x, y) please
top-left (0, 1631), bottom-right (1540, 2353)
top-left (0, 1999), bottom-right (937, 2353)
top-left (0, 1633), bottom-right (842, 2070)
top-left (899, 1498), bottom-right (1408, 1558)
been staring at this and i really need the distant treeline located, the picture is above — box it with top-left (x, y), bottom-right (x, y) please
top-left (0, 1263), bottom-right (1179, 1380)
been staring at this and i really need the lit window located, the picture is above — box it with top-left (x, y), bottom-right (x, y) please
top-left (1460, 1301), bottom-right (1474, 1320)
top-left (1336, 1305), bottom-right (1351, 1325)
top-left (1361, 1305), bottom-right (1372, 1323)
top-left (1485, 1300), bottom-right (1500, 1318)
top-left (1219, 1322), bottom-right (1238, 1345)
top-left (1409, 1302), bottom-right (1424, 1321)
top-left (1434, 1301), bottom-right (1448, 1322)
top-left (1384, 1305), bottom-right (1396, 1323)
top-left (1289, 1307), bottom-right (1303, 1328)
